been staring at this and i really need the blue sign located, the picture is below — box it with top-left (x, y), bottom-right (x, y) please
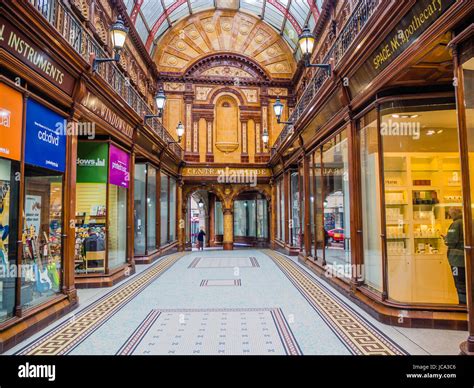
top-left (25, 99), bottom-right (66, 172)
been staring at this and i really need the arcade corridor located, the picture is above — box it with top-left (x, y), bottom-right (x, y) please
top-left (7, 250), bottom-right (464, 356)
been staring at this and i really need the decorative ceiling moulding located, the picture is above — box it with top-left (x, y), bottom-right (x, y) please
top-left (153, 10), bottom-right (296, 81)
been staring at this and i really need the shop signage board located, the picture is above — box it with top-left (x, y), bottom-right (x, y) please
top-left (109, 144), bottom-right (130, 188)
top-left (82, 92), bottom-right (134, 139)
top-left (25, 99), bottom-right (66, 173)
top-left (0, 17), bottom-right (75, 95)
top-left (350, 0), bottom-right (456, 95)
top-left (0, 82), bottom-right (22, 161)
top-left (77, 141), bottom-right (108, 183)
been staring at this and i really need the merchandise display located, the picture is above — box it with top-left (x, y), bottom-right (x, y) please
top-left (385, 153), bottom-right (463, 303)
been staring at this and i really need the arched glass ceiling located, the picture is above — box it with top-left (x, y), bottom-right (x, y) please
top-left (124, 0), bottom-right (322, 57)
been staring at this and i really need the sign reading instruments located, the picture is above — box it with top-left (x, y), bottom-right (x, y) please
top-left (0, 17), bottom-right (74, 95)
top-left (109, 144), bottom-right (130, 188)
top-left (77, 142), bottom-right (108, 183)
top-left (25, 99), bottom-right (66, 173)
top-left (0, 82), bottom-right (22, 161)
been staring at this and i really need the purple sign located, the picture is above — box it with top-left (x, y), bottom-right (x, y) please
top-left (109, 144), bottom-right (130, 188)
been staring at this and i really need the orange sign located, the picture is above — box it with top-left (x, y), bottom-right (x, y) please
top-left (0, 82), bottom-right (22, 161)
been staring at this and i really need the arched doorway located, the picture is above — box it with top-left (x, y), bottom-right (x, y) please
top-left (183, 186), bottom-right (226, 251)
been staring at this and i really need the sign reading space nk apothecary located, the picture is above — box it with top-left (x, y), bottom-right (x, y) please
top-left (0, 17), bottom-right (75, 95)
top-left (109, 144), bottom-right (130, 188)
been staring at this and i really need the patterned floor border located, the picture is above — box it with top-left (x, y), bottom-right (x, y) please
top-left (200, 279), bottom-right (242, 287)
top-left (262, 249), bottom-right (408, 355)
top-left (116, 308), bottom-right (302, 355)
top-left (15, 252), bottom-right (188, 355)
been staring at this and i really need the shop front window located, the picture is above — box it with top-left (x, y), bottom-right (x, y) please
top-left (169, 177), bottom-right (176, 242)
top-left (215, 201), bottom-right (224, 237)
top-left (160, 172), bottom-right (169, 246)
top-left (22, 167), bottom-right (63, 309)
top-left (234, 200), bottom-right (257, 238)
top-left (359, 110), bottom-right (383, 291)
top-left (280, 178), bottom-right (285, 242)
top-left (134, 164), bottom-right (146, 256)
top-left (108, 184), bottom-right (127, 269)
top-left (257, 199), bottom-right (268, 239)
top-left (322, 129), bottom-right (351, 276)
top-left (0, 158), bottom-right (20, 322)
top-left (147, 166), bottom-right (157, 251)
top-left (381, 100), bottom-right (464, 304)
top-left (290, 171), bottom-right (300, 247)
top-left (312, 150), bottom-right (324, 260)
top-left (460, 38), bottom-right (473, 306)
top-left (276, 181), bottom-right (281, 240)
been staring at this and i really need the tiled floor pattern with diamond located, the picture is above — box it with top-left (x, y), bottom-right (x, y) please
top-left (117, 308), bottom-right (301, 355)
top-left (8, 249), bottom-right (465, 355)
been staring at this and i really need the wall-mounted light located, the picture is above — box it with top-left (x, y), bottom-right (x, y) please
top-left (262, 127), bottom-right (269, 148)
top-left (273, 97), bottom-right (293, 125)
top-left (298, 25), bottom-right (331, 74)
top-left (165, 122), bottom-right (184, 146)
top-left (145, 88), bottom-right (167, 122)
top-left (198, 199), bottom-right (204, 208)
top-left (93, 17), bottom-right (129, 72)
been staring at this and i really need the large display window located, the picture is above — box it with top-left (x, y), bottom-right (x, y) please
top-left (358, 98), bottom-right (466, 305)
top-left (159, 172), bottom-right (177, 247)
top-left (21, 98), bottom-right (66, 309)
top-left (322, 129), bottom-right (351, 276)
top-left (160, 172), bottom-right (169, 246)
top-left (0, 82), bottom-right (22, 322)
top-left (133, 163), bottom-right (158, 256)
top-left (233, 192), bottom-right (269, 244)
top-left (0, 158), bottom-right (20, 322)
top-left (290, 171), bottom-right (300, 247)
top-left (74, 141), bottom-right (130, 275)
top-left (359, 110), bottom-right (383, 292)
top-left (459, 38), bottom-right (473, 307)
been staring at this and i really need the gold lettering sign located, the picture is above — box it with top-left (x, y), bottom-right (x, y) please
top-left (82, 92), bottom-right (134, 138)
top-left (182, 167), bottom-right (271, 177)
top-left (372, 0), bottom-right (454, 72)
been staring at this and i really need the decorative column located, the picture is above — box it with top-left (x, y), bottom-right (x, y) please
top-left (223, 207), bottom-right (234, 251)
top-left (302, 155), bottom-right (312, 257)
top-left (255, 94), bottom-right (270, 163)
top-left (270, 179), bottom-right (276, 249)
top-left (127, 144), bottom-right (136, 271)
top-left (283, 170), bottom-right (290, 249)
top-left (184, 84), bottom-right (199, 162)
top-left (241, 120), bottom-right (249, 163)
top-left (206, 115), bottom-right (214, 162)
top-left (209, 193), bottom-right (216, 246)
top-left (177, 179), bottom-right (185, 251)
top-left (63, 113), bottom-right (78, 304)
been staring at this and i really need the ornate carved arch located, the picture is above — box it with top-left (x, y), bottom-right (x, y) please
top-left (231, 185), bottom-right (272, 203)
top-left (184, 53), bottom-right (271, 83)
top-left (209, 87), bottom-right (245, 106)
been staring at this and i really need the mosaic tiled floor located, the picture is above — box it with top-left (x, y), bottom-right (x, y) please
top-left (188, 256), bottom-right (259, 268)
top-left (117, 308), bottom-right (301, 355)
top-left (8, 249), bottom-right (430, 355)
